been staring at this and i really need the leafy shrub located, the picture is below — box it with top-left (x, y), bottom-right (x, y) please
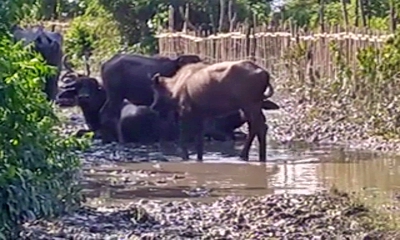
top-left (353, 30), bottom-right (400, 138)
top-left (64, 18), bottom-right (97, 61)
top-left (64, 0), bottom-right (122, 73)
top-left (0, 36), bottom-right (86, 239)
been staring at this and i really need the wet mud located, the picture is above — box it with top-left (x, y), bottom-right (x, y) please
top-left (23, 102), bottom-right (400, 239)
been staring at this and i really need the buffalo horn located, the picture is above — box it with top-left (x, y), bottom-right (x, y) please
top-left (62, 54), bottom-right (74, 73)
top-left (62, 80), bottom-right (77, 89)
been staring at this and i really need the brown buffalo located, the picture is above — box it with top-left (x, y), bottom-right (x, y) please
top-left (150, 60), bottom-right (274, 162)
top-left (99, 53), bottom-right (202, 143)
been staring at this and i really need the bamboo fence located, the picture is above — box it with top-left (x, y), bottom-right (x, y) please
top-left (156, 26), bottom-right (392, 81)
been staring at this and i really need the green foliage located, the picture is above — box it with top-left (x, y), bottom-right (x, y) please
top-left (64, 18), bottom-right (97, 63)
top-left (353, 30), bottom-right (400, 137)
top-left (279, 0), bottom-right (391, 30)
top-left (0, 0), bottom-right (36, 33)
top-left (64, 0), bottom-right (122, 72)
top-left (96, 0), bottom-right (272, 54)
top-left (0, 37), bottom-right (87, 238)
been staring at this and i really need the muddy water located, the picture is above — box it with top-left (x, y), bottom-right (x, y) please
top-left (82, 138), bottom-right (400, 207)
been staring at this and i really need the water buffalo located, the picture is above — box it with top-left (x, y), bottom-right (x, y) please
top-left (57, 77), bottom-right (166, 144)
top-left (150, 60), bottom-right (275, 162)
top-left (99, 53), bottom-right (203, 143)
top-left (12, 25), bottom-right (63, 101)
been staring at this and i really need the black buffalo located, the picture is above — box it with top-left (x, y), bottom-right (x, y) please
top-left (12, 25), bottom-right (63, 101)
top-left (207, 98), bottom-right (280, 141)
top-left (57, 77), bottom-right (164, 144)
top-left (57, 54), bottom-right (280, 146)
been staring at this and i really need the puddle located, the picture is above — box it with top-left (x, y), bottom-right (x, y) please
top-left (81, 138), bottom-right (400, 208)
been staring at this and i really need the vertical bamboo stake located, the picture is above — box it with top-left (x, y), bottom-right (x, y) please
top-left (341, 0), bottom-right (349, 30)
top-left (390, 0), bottom-right (397, 33)
top-left (319, 0), bottom-right (325, 32)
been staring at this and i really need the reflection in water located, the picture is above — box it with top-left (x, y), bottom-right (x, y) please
top-left (269, 163), bottom-right (324, 195)
top-left (83, 138), bottom-right (400, 208)
top-left (316, 152), bottom-right (400, 204)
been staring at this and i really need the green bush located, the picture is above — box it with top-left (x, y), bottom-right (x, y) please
top-left (64, 0), bottom-right (122, 73)
top-left (0, 36), bottom-right (86, 239)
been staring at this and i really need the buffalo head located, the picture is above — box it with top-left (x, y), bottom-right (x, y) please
top-left (149, 73), bottom-right (180, 140)
top-left (58, 77), bottom-right (105, 109)
top-left (150, 73), bottom-right (177, 118)
top-left (57, 77), bottom-right (106, 132)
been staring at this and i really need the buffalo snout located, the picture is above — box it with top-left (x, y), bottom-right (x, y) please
top-left (77, 90), bottom-right (90, 102)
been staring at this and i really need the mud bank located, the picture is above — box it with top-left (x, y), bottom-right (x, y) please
top-left (269, 95), bottom-right (400, 154)
top-left (20, 191), bottom-right (398, 239)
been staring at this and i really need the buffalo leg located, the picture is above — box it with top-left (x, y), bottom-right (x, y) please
top-left (45, 75), bottom-right (58, 101)
top-left (178, 116), bottom-right (191, 160)
top-left (116, 120), bottom-right (125, 143)
top-left (240, 122), bottom-right (257, 161)
top-left (255, 112), bottom-right (267, 162)
top-left (193, 118), bottom-right (204, 161)
top-left (239, 108), bottom-right (258, 161)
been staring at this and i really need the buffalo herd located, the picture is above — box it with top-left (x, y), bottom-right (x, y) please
top-left (12, 25), bottom-right (280, 162)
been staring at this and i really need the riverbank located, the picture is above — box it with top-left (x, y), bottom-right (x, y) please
top-left (269, 93), bottom-right (400, 154)
top-left (20, 190), bottom-right (399, 239)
